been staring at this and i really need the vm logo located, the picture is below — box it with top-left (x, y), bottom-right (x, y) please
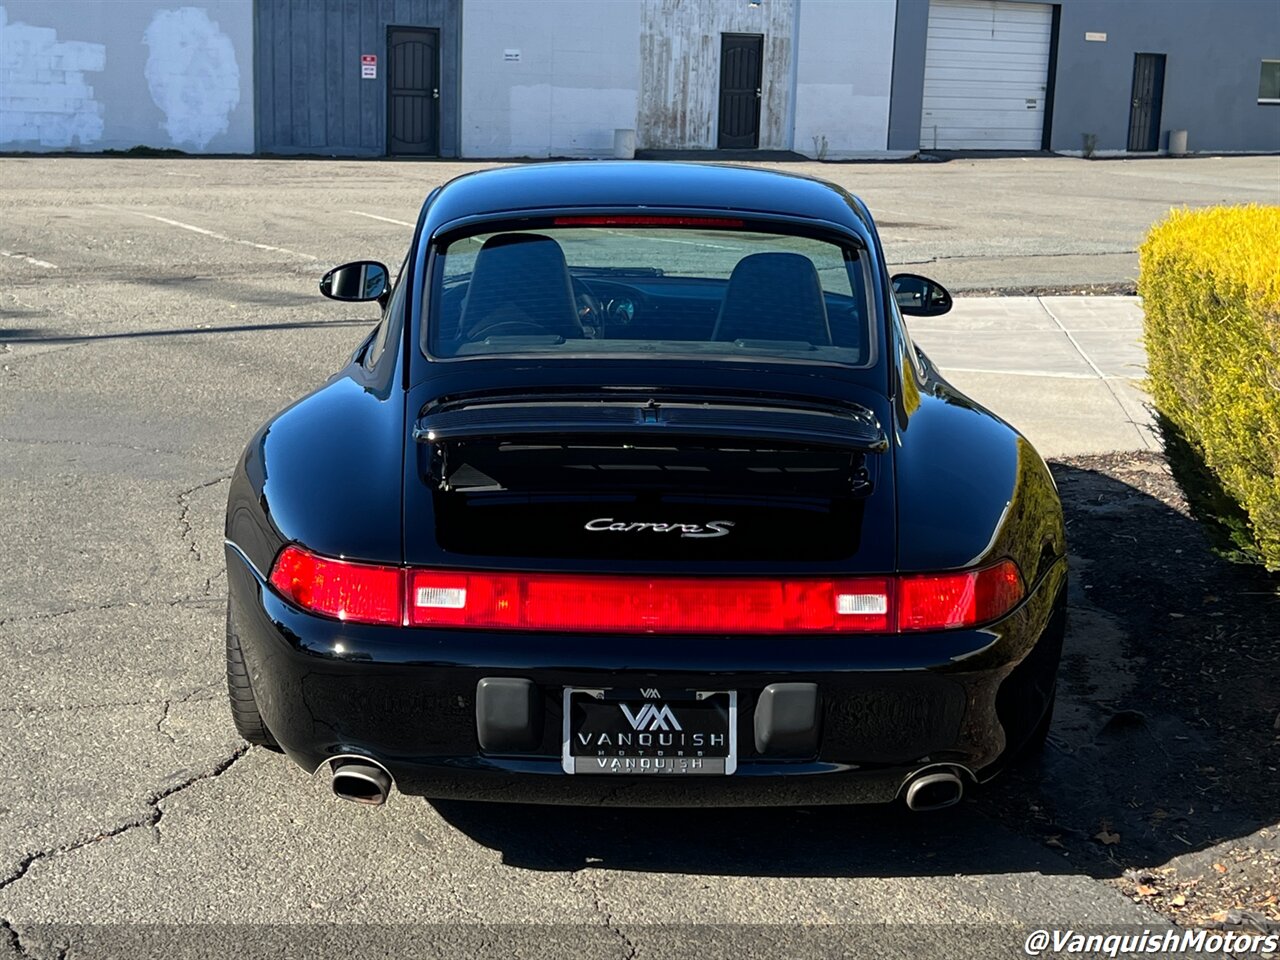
top-left (620, 703), bottom-right (682, 732)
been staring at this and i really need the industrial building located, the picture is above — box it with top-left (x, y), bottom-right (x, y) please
top-left (889, 0), bottom-right (1280, 154)
top-left (1, 0), bottom-right (1276, 158)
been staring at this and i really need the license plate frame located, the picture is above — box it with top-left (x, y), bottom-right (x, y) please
top-left (561, 687), bottom-right (737, 776)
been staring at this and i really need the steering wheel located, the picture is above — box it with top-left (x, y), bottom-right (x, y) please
top-left (572, 277), bottom-right (603, 335)
top-left (467, 319), bottom-right (552, 341)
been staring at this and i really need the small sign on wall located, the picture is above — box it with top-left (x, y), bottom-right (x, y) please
top-left (361, 54), bottom-right (377, 79)
top-left (1084, 32), bottom-right (1107, 42)
top-left (503, 49), bottom-right (521, 63)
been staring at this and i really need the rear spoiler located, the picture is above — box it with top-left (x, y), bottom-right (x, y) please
top-left (413, 398), bottom-right (888, 452)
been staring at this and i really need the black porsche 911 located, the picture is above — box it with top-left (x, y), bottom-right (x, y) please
top-left (224, 162), bottom-right (1065, 811)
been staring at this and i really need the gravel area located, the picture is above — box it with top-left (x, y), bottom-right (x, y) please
top-left (982, 452), bottom-right (1280, 928)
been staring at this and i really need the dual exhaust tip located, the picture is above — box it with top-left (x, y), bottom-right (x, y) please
top-left (902, 767), bottom-right (966, 812)
top-left (329, 757), bottom-right (393, 806)
top-left (327, 757), bottom-right (965, 811)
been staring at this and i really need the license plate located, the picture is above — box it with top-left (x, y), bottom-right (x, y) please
top-left (562, 688), bottom-right (737, 775)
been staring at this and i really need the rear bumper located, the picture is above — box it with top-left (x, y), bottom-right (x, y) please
top-left (227, 546), bottom-right (1065, 806)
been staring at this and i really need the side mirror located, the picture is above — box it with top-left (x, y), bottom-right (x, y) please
top-left (320, 261), bottom-right (389, 303)
top-left (891, 273), bottom-right (953, 317)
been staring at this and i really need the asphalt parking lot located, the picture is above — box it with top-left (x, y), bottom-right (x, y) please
top-left (1, 155), bottom-right (1277, 958)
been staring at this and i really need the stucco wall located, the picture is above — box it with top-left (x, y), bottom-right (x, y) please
top-left (638, 0), bottom-right (797, 151)
top-left (793, 0), bottom-right (897, 158)
top-left (0, 0), bottom-right (253, 153)
top-left (460, 0), bottom-right (640, 158)
top-left (887, 0), bottom-right (928, 151)
top-left (1049, 0), bottom-right (1280, 154)
top-left (890, 0), bottom-right (1280, 154)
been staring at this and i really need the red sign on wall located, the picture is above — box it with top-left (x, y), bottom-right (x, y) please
top-left (361, 55), bottom-right (377, 80)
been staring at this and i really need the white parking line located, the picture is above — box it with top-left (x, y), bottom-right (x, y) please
top-left (598, 228), bottom-right (740, 251)
top-left (105, 207), bottom-right (319, 261)
top-left (0, 250), bottom-right (57, 269)
top-left (345, 210), bottom-right (416, 227)
top-left (632, 234), bottom-right (741, 251)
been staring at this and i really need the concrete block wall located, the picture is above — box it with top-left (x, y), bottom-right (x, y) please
top-left (0, 8), bottom-right (106, 147)
top-left (0, 1), bottom-right (253, 153)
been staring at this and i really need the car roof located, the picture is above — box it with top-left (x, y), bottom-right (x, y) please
top-left (423, 162), bottom-right (871, 234)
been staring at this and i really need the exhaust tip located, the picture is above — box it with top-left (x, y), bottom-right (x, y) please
top-left (904, 770), bottom-right (964, 812)
top-left (330, 759), bottom-right (392, 806)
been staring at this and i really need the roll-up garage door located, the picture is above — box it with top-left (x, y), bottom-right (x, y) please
top-left (920, 0), bottom-right (1053, 150)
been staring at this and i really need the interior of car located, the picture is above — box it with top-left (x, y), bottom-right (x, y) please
top-left (430, 229), bottom-right (872, 363)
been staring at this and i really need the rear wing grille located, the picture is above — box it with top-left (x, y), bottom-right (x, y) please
top-left (413, 399), bottom-right (887, 452)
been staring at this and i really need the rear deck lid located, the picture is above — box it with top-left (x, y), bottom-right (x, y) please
top-left (403, 389), bottom-right (896, 573)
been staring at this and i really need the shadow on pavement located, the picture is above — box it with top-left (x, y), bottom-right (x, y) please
top-left (430, 794), bottom-right (1073, 877)
top-left (988, 457), bottom-right (1278, 900)
top-left (432, 458), bottom-right (1279, 888)
top-left (0, 318), bottom-right (371, 344)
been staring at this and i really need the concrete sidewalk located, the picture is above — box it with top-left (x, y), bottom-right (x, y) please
top-left (910, 296), bottom-right (1156, 459)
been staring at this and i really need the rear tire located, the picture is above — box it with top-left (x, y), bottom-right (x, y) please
top-left (1017, 689), bottom-right (1056, 763)
top-left (226, 607), bottom-right (279, 750)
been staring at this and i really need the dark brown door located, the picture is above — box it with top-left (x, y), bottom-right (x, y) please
top-left (718, 34), bottom-right (763, 149)
top-left (388, 27), bottom-right (439, 156)
top-left (1127, 53), bottom-right (1165, 152)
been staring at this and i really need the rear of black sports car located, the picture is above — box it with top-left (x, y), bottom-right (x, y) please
top-left (224, 163), bottom-right (1065, 809)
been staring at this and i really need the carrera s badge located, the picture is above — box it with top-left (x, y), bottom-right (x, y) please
top-left (584, 518), bottom-right (734, 539)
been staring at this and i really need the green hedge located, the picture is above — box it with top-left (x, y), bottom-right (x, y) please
top-left (1139, 205), bottom-right (1280, 569)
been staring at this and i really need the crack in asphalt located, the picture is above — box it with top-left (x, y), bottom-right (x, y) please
top-left (1, 917), bottom-right (69, 960)
top-left (0, 918), bottom-right (27, 960)
top-left (0, 745), bottom-right (250, 898)
top-left (0, 597), bottom-right (223, 630)
top-left (155, 700), bottom-right (176, 746)
top-left (568, 871), bottom-right (638, 960)
top-left (0, 690), bottom-right (218, 717)
top-left (176, 475), bottom-right (231, 565)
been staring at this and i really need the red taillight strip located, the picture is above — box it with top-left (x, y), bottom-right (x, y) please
top-left (896, 560), bottom-right (1023, 632)
top-left (267, 546), bottom-right (1024, 634)
top-left (552, 215), bottom-right (745, 228)
top-left (407, 571), bottom-right (891, 634)
top-left (268, 545), bottom-right (404, 626)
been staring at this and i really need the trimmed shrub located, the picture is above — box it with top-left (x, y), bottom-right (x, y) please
top-left (1139, 205), bottom-right (1280, 569)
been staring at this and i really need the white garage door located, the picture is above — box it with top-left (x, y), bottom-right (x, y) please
top-left (920, 0), bottom-right (1053, 150)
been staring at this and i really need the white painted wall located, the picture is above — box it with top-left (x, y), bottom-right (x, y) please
top-left (0, 1), bottom-right (253, 153)
top-left (460, 0), bottom-right (641, 158)
top-left (793, 0), bottom-right (897, 158)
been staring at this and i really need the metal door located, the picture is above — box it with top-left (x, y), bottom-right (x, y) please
top-left (919, 0), bottom-right (1054, 150)
top-left (1127, 53), bottom-right (1165, 152)
top-left (388, 27), bottom-right (439, 156)
top-left (718, 34), bottom-right (763, 149)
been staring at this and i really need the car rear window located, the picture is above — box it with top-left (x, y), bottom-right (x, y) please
top-left (423, 223), bottom-right (874, 366)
